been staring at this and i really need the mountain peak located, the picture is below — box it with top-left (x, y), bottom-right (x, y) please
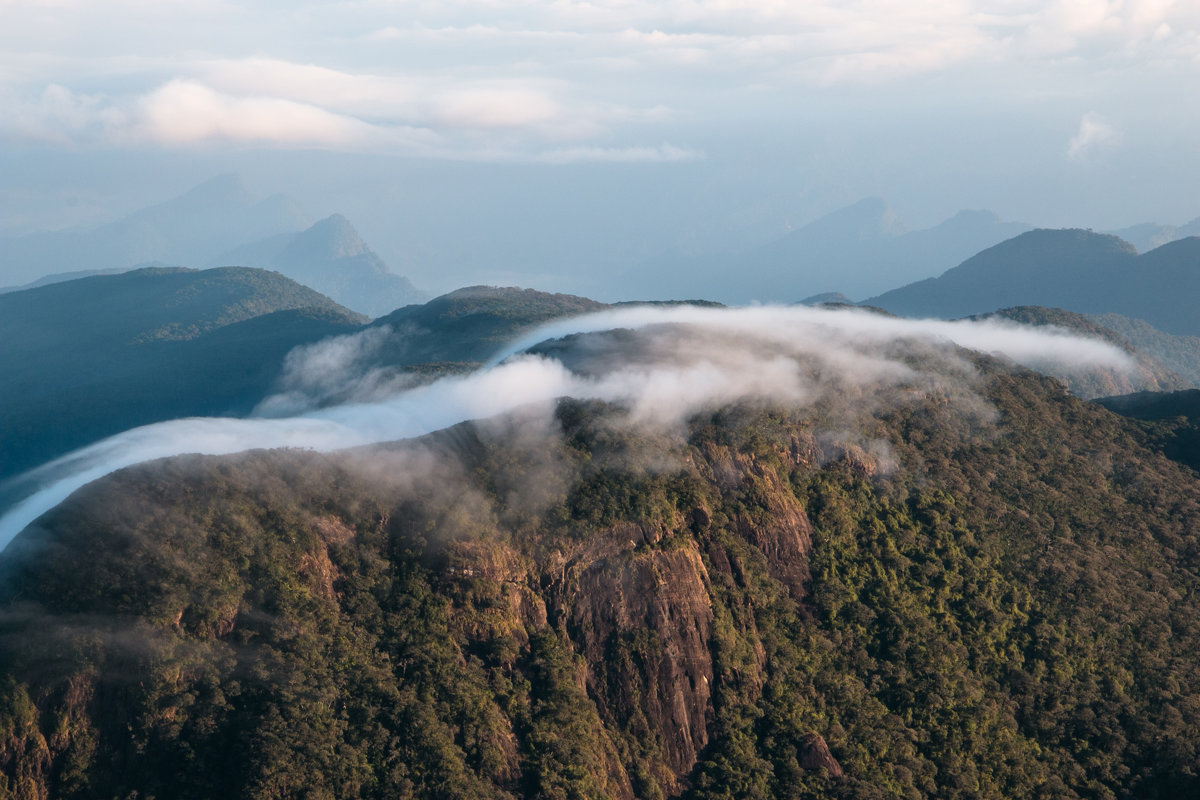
top-left (936, 209), bottom-right (1002, 230)
top-left (798, 197), bottom-right (905, 239)
top-left (289, 214), bottom-right (369, 260)
top-left (167, 173), bottom-right (253, 211)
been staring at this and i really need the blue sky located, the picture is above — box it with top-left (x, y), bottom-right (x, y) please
top-left (3, 0), bottom-right (1199, 289)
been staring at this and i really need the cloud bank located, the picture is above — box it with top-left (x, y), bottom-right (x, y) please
top-left (3, 1), bottom-right (1197, 160)
top-left (0, 305), bottom-right (1133, 550)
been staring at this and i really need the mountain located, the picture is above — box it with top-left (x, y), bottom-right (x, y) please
top-left (3, 344), bottom-right (1200, 798)
top-left (0, 267), bottom-right (366, 481)
top-left (369, 285), bottom-right (609, 367)
top-left (215, 214), bottom-right (425, 318)
top-left (1096, 389), bottom-right (1200, 473)
top-left (1108, 215), bottom-right (1200, 253)
top-left (0, 175), bottom-right (308, 287)
top-left (0, 267), bottom-right (134, 294)
top-left (800, 292), bottom-right (855, 306)
top-left (1087, 313), bottom-right (1200, 385)
top-left (867, 230), bottom-right (1200, 336)
top-left (623, 200), bottom-right (1032, 303)
top-left (968, 306), bottom-right (1188, 398)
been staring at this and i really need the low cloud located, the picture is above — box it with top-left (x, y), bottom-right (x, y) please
top-left (1068, 111), bottom-right (1122, 161)
top-left (0, 305), bottom-right (1134, 551)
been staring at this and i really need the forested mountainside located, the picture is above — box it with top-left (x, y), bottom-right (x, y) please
top-left (1087, 314), bottom-right (1200, 386)
top-left (0, 278), bottom-right (604, 484)
top-left (1096, 389), bottom-right (1200, 473)
top-left (0, 267), bottom-right (367, 482)
top-left (967, 306), bottom-right (1187, 398)
top-left (3, 350), bottom-right (1200, 799)
top-left (369, 286), bottom-right (609, 368)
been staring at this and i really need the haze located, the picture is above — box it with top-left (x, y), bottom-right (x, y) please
top-left (3, 1), bottom-right (1199, 296)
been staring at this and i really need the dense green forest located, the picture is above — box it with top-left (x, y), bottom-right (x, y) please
top-left (2, 350), bottom-right (1200, 799)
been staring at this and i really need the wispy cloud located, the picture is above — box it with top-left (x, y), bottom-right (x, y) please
top-left (1068, 112), bottom-right (1122, 162)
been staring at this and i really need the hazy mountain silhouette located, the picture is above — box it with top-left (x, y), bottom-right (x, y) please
top-left (867, 230), bottom-right (1200, 336)
top-left (215, 214), bottom-right (425, 318)
top-left (0, 175), bottom-right (308, 287)
top-left (0, 267), bottom-right (366, 481)
top-left (624, 199), bottom-right (1032, 303)
top-left (1108, 215), bottom-right (1200, 253)
top-left (0, 266), bottom-right (135, 293)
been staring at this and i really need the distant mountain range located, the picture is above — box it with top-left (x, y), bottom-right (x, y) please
top-left (0, 175), bottom-right (306, 288)
top-left (623, 199), bottom-right (1035, 302)
top-left (214, 214), bottom-right (425, 318)
top-left (1107, 217), bottom-right (1200, 253)
top-left (0, 175), bottom-right (425, 318)
top-left (866, 229), bottom-right (1200, 336)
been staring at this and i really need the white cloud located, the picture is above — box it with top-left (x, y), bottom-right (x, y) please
top-left (1067, 111), bottom-right (1122, 161)
top-left (0, 84), bottom-right (126, 144)
top-left (137, 80), bottom-right (382, 146)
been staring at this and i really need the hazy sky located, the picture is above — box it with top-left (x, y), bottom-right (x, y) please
top-left (3, 0), bottom-right (1199, 288)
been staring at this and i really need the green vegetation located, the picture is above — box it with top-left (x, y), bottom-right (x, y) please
top-left (1096, 389), bottom-right (1200, 473)
top-left (370, 286), bottom-right (608, 367)
top-left (3, 358), bottom-right (1200, 798)
top-left (0, 268), bottom-right (367, 480)
top-left (1088, 313), bottom-right (1200, 386)
top-left (0, 278), bottom-right (614, 482)
top-left (968, 306), bottom-right (1185, 398)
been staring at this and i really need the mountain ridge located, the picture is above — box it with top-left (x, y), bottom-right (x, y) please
top-left (214, 214), bottom-right (425, 318)
top-left (867, 229), bottom-right (1200, 336)
top-left (0, 267), bottom-right (367, 481)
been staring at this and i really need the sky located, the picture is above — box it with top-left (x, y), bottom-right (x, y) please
top-left (3, 0), bottom-right (1199, 290)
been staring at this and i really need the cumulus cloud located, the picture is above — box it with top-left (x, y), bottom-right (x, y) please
top-left (0, 305), bottom-right (1134, 550)
top-left (5, 0), bottom-right (1197, 157)
top-left (0, 59), bottom-right (673, 156)
top-left (137, 80), bottom-right (389, 146)
top-left (1067, 112), bottom-right (1122, 161)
